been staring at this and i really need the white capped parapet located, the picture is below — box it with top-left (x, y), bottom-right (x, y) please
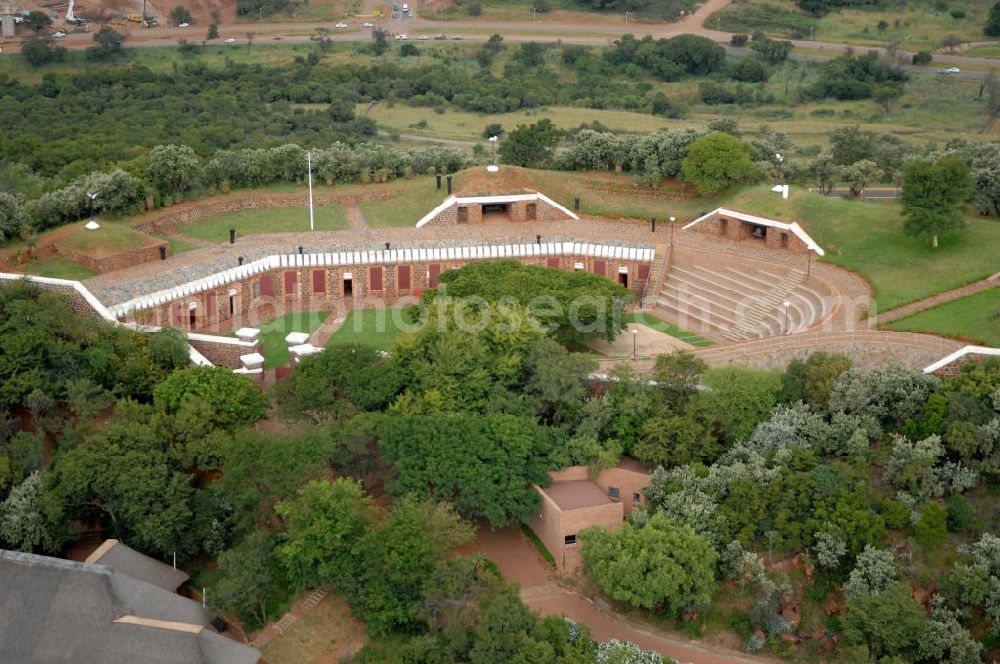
top-left (684, 207), bottom-right (825, 256)
top-left (106, 242), bottom-right (656, 319)
top-left (924, 345), bottom-right (1000, 374)
top-left (415, 193), bottom-right (579, 229)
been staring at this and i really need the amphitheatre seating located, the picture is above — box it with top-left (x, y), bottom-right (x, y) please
top-left (654, 255), bottom-right (829, 342)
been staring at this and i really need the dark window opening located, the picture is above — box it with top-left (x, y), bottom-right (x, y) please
top-left (229, 294), bottom-right (237, 316)
top-left (608, 487), bottom-right (620, 501)
top-left (781, 232), bottom-right (789, 249)
top-left (188, 307), bottom-right (196, 329)
top-left (633, 493), bottom-right (641, 504)
top-left (526, 203), bottom-right (537, 220)
top-left (618, 272), bottom-right (628, 288)
top-left (483, 202), bottom-right (506, 213)
top-left (343, 276), bottom-right (353, 297)
top-left (564, 534), bottom-right (577, 546)
top-left (457, 206), bottom-right (469, 223)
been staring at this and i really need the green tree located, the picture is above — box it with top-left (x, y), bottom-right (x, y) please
top-left (377, 414), bottom-right (551, 527)
top-left (838, 159), bottom-right (883, 197)
top-left (633, 414), bottom-right (717, 468)
top-left (19, 37), bottom-right (66, 68)
top-left (207, 22), bottom-right (219, 40)
top-left (913, 501), bottom-right (948, 549)
top-left (355, 496), bottom-right (473, 634)
top-left (146, 327), bottom-right (191, 371)
top-left (843, 582), bottom-right (925, 660)
top-left (276, 343), bottom-right (402, 420)
top-left (275, 479), bottom-right (371, 589)
top-left (25, 11), bottom-right (52, 33)
top-left (873, 83), bottom-right (904, 114)
top-left (217, 429), bottom-right (336, 534)
top-left (500, 119), bottom-right (563, 167)
top-left (581, 513), bottom-right (717, 616)
top-left (986, 2), bottom-right (1000, 37)
top-left (211, 531), bottom-right (286, 629)
top-left (900, 157), bottom-right (974, 248)
top-left (88, 27), bottom-right (125, 60)
top-left (170, 5), bottom-right (193, 24)
top-left (749, 35), bottom-right (792, 65)
top-left (154, 366), bottom-right (267, 430)
top-left (146, 144), bottom-right (201, 197)
top-left (0, 472), bottom-right (62, 553)
top-left (681, 132), bottom-right (759, 193)
top-left (694, 366), bottom-right (782, 442)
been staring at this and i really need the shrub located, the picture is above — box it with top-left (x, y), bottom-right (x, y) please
top-left (912, 51), bottom-right (933, 66)
top-left (467, 2), bottom-right (482, 15)
top-left (914, 502), bottom-right (948, 549)
top-left (731, 34), bottom-right (749, 47)
top-left (945, 495), bottom-right (974, 533)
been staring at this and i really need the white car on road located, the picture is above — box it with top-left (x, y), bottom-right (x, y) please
top-left (178, 22), bottom-right (189, 27)
top-left (395, 34), bottom-right (408, 40)
top-left (224, 38), bottom-right (236, 44)
top-left (938, 66), bottom-right (961, 74)
top-left (362, 21), bottom-right (374, 27)
top-left (335, 22), bottom-right (347, 28)
top-left (52, 31), bottom-right (67, 38)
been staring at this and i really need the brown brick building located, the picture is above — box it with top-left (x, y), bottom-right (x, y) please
top-left (527, 457), bottom-right (651, 572)
top-left (118, 242), bottom-right (656, 334)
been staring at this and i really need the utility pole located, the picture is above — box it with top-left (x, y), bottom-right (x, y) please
top-left (141, 0), bottom-right (146, 27)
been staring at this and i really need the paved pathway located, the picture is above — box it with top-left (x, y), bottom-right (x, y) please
top-left (875, 273), bottom-right (1000, 325)
top-left (309, 310), bottom-right (349, 347)
top-left (476, 527), bottom-right (777, 664)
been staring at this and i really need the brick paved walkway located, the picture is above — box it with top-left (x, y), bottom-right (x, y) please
top-left (874, 272), bottom-right (1000, 325)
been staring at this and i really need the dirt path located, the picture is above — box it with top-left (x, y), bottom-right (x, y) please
top-left (476, 527), bottom-right (776, 664)
top-left (343, 201), bottom-right (370, 236)
top-left (875, 272), bottom-right (1000, 325)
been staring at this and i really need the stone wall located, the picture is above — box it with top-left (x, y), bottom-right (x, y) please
top-left (55, 243), bottom-right (168, 274)
top-left (690, 330), bottom-right (963, 371)
top-left (688, 212), bottom-right (811, 255)
top-left (186, 333), bottom-right (258, 369)
top-left (132, 191), bottom-right (395, 236)
top-left (129, 255), bottom-right (652, 333)
top-left (421, 197), bottom-right (572, 228)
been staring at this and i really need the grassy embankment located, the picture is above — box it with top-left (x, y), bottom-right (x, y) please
top-left (730, 186), bottom-right (1000, 312)
top-left (889, 286), bottom-right (1000, 346)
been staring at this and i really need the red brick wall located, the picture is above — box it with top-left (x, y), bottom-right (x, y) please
top-left (55, 243), bottom-right (169, 274)
top-left (129, 255), bottom-right (653, 332)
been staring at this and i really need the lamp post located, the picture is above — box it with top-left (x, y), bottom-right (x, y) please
top-left (488, 135), bottom-right (499, 172)
top-left (806, 249), bottom-right (812, 277)
top-left (775, 153), bottom-right (784, 184)
top-left (782, 300), bottom-right (791, 335)
top-left (631, 328), bottom-right (638, 360)
top-left (669, 215), bottom-right (676, 246)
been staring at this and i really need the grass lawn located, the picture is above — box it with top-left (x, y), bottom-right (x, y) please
top-left (160, 235), bottom-right (200, 256)
top-left (326, 308), bottom-right (411, 349)
top-left (254, 311), bottom-right (331, 368)
top-left (179, 205), bottom-right (348, 242)
top-left (260, 592), bottom-right (366, 664)
top-left (18, 257), bottom-right (97, 280)
top-left (888, 287), bottom-right (1000, 347)
top-left (622, 311), bottom-right (714, 347)
top-left (727, 186), bottom-right (1000, 312)
top-left (709, 0), bottom-right (991, 52)
top-left (359, 177), bottom-right (453, 227)
top-left (365, 104), bottom-right (678, 142)
top-left (55, 221), bottom-right (161, 256)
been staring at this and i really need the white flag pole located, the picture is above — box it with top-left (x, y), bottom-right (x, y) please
top-left (307, 150), bottom-right (315, 231)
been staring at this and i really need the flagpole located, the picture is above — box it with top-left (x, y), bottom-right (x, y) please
top-left (307, 151), bottom-right (315, 231)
